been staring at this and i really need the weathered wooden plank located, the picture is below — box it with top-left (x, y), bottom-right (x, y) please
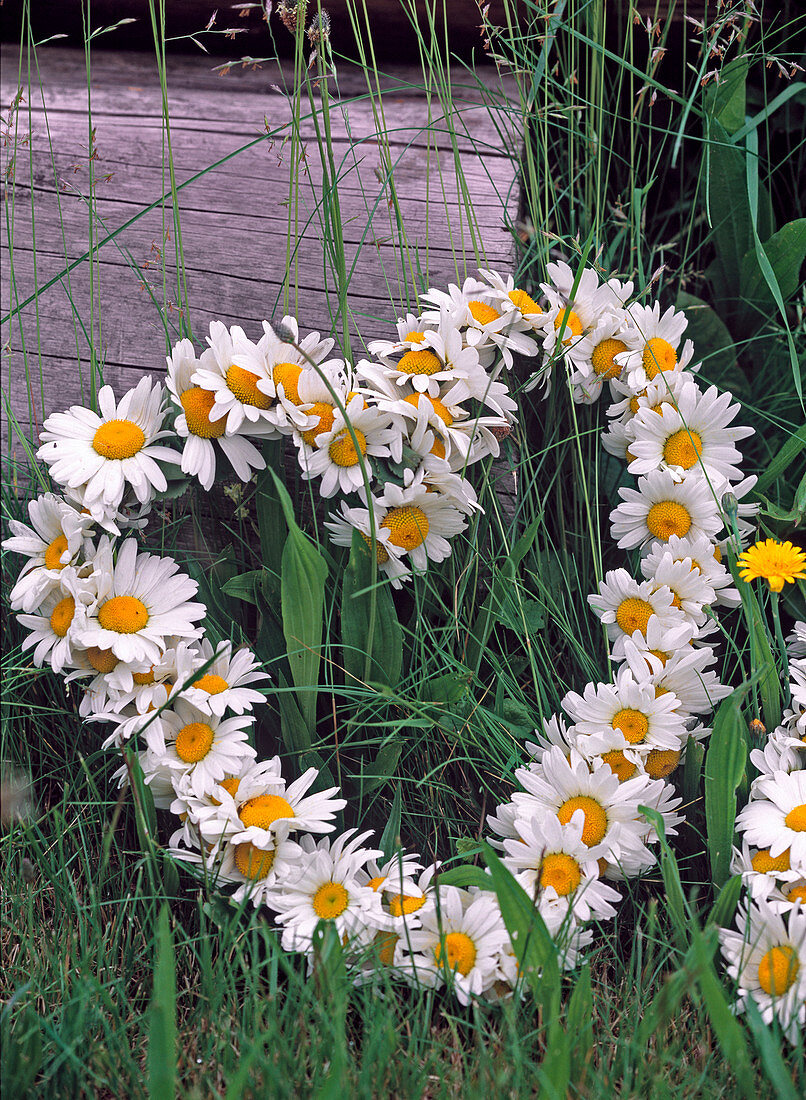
top-left (1, 45), bottom-right (520, 468)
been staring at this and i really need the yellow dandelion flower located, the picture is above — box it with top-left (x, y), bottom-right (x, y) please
top-left (737, 539), bottom-right (806, 594)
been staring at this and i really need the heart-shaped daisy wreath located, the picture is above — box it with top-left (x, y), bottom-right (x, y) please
top-left (6, 263), bottom-right (806, 1029)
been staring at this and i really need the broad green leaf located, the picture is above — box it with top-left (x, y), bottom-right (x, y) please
top-left (704, 692), bottom-right (748, 888)
top-left (705, 55), bottom-right (747, 134)
top-left (221, 569), bottom-right (262, 605)
top-left (148, 906), bottom-right (177, 1100)
top-left (255, 448), bottom-right (287, 584)
top-left (436, 865), bottom-right (493, 890)
top-left (744, 997), bottom-right (801, 1100)
top-left (379, 784), bottom-right (402, 861)
top-left (708, 874), bottom-right (743, 930)
top-left (705, 118), bottom-right (753, 302)
top-left (276, 671), bottom-right (312, 755)
top-left (675, 291), bottom-right (747, 399)
top-left (421, 670), bottom-right (472, 705)
top-left (681, 736), bottom-right (705, 809)
top-left (359, 738), bottom-right (403, 794)
top-left (341, 531), bottom-right (402, 688)
top-left (740, 218), bottom-right (806, 307)
top-left (483, 845), bottom-right (561, 1012)
top-left (271, 471), bottom-right (328, 733)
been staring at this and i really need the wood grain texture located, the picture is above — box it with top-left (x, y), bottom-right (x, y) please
top-left (1, 45), bottom-right (521, 462)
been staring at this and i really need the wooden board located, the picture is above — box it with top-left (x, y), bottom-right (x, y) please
top-left (1, 45), bottom-right (521, 461)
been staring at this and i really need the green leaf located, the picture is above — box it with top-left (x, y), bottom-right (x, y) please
top-left (704, 692), bottom-right (748, 888)
top-left (708, 874), bottom-right (743, 930)
top-left (341, 531), bottom-right (403, 689)
top-left (125, 747), bottom-right (158, 852)
top-left (705, 118), bottom-right (753, 302)
top-left (271, 471), bottom-right (328, 734)
top-left (731, 558), bottom-right (783, 732)
top-left (743, 996), bottom-right (801, 1100)
top-left (359, 738), bottom-right (403, 794)
top-left (255, 448), bottom-right (287, 584)
top-left (148, 906), bottom-right (177, 1100)
top-left (753, 424), bottom-right (806, 495)
top-left (276, 671), bottom-right (312, 755)
top-left (640, 805), bottom-right (692, 950)
top-left (436, 865), bottom-right (493, 890)
top-left (379, 784), bottom-right (403, 861)
top-left (705, 55), bottom-right (747, 134)
top-left (675, 291), bottom-right (747, 399)
top-left (681, 736), bottom-right (705, 810)
top-left (565, 965), bottom-right (593, 1084)
top-left (221, 569), bottom-right (263, 606)
top-left (482, 844), bottom-right (561, 1011)
top-left (421, 670), bottom-right (472, 705)
top-left (740, 218), bottom-right (806, 307)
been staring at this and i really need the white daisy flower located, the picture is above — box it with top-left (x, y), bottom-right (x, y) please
top-left (750, 730), bottom-right (805, 778)
top-left (37, 377), bottom-right (179, 514)
top-left (642, 533), bottom-right (739, 608)
top-left (360, 310), bottom-right (487, 395)
top-left (419, 278), bottom-right (538, 368)
top-left (98, 640), bottom-right (182, 714)
top-left (641, 549), bottom-right (717, 628)
top-left (587, 568), bottom-right (690, 658)
top-left (296, 395), bottom-right (397, 498)
top-left (324, 500), bottom-right (412, 588)
top-left (614, 301), bottom-right (696, 390)
top-left (609, 469), bottom-right (725, 549)
top-left (719, 900), bottom-right (806, 1043)
top-left (60, 484), bottom-right (151, 538)
top-left (165, 337), bottom-right (267, 489)
top-left (502, 814), bottom-right (622, 923)
top-left (4, 492), bottom-right (95, 612)
top-left (194, 756), bottom-right (346, 848)
top-left (150, 699), bottom-right (256, 798)
top-left (17, 566), bottom-right (96, 673)
top-left (567, 313), bottom-right (632, 404)
top-left (266, 830), bottom-right (385, 954)
top-left (539, 261), bottom-right (632, 364)
top-left (416, 459), bottom-right (481, 514)
top-left (259, 318), bottom-right (344, 418)
top-left (189, 321), bottom-right (283, 435)
top-left (731, 838), bottom-right (805, 905)
top-left (174, 638), bottom-right (269, 716)
top-left (77, 538), bottom-right (205, 665)
top-left (787, 622), bottom-right (806, 660)
top-left (627, 384), bottom-right (752, 484)
top-left (387, 385), bottom-right (506, 466)
top-left (477, 267), bottom-right (547, 332)
top-left (562, 668), bottom-right (688, 758)
top-left (403, 886), bottom-right (510, 1006)
top-left (523, 714), bottom-right (578, 766)
top-left (735, 770), bottom-right (806, 867)
top-left (619, 637), bottom-right (731, 717)
top-left (366, 313), bottom-right (436, 364)
top-left (372, 479), bottom-right (467, 572)
top-left (606, 364), bottom-right (702, 424)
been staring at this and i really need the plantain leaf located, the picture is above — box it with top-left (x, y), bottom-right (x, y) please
top-left (740, 218), bottom-right (806, 308)
top-left (705, 55), bottom-right (747, 134)
top-left (704, 692), bottom-right (748, 888)
top-left (271, 471), bottom-right (328, 734)
top-left (436, 865), bottom-right (493, 890)
top-left (379, 784), bottom-right (403, 861)
top-left (341, 531), bottom-right (402, 689)
top-left (359, 737), bottom-right (403, 794)
top-left (705, 118), bottom-right (753, 303)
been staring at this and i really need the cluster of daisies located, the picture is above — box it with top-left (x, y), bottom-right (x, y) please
top-left (5, 261), bottom-right (801, 1013)
top-left (720, 621), bottom-right (806, 1042)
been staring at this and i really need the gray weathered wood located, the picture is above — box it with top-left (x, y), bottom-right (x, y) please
top-left (1, 46), bottom-right (520, 470)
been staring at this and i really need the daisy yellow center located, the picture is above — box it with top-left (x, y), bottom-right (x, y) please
top-left (784, 804), bottom-right (806, 832)
top-left (226, 364), bottom-right (272, 409)
top-left (435, 931), bottom-right (476, 976)
top-left (312, 880), bottom-right (349, 919)
top-left (758, 945), bottom-right (799, 996)
top-left (751, 848), bottom-right (791, 874)
top-left (211, 776), bottom-right (241, 806)
top-left (738, 540), bottom-right (806, 594)
top-left (86, 646), bottom-right (119, 674)
top-left (591, 338), bottom-right (627, 379)
top-left (50, 596), bottom-right (75, 637)
top-left (180, 387), bottom-right (227, 439)
top-left (629, 390), bottom-right (648, 415)
top-left (509, 288), bottom-right (542, 314)
top-left (44, 534), bottom-right (69, 571)
top-left (367, 875), bottom-right (386, 892)
top-left (468, 300), bottom-right (501, 325)
top-left (329, 429), bottom-right (367, 467)
top-left (301, 402), bottom-right (336, 446)
top-left (388, 893), bottom-right (426, 917)
top-left (238, 793), bottom-right (295, 830)
top-left (97, 596), bottom-right (149, 634)
top-left (554, 309), bottom-right (583, 341)
top-left (615, 597), bottom-right (654, 636)
top-left (132, 668), bottom-right (155, 685)
top-left (646, 501), bottom-right (692, 540)
top-left (601, 750), bottom-right (637, 782)
top-left (175, 722), bottom-right (214, 763)
top-left (404, 331), bottom-right (426, 344)
top-left (360, 533), bottom-right (390, 565)
top-left (649, 648), bottom-right (669, 666)
top-left (612, 708), bottom-right (650, 744)
top-left (403, 393), bottom-right (454, 427)
top-left (663, 429), bottom-right (703, 470)
top-left (273, 362), bottom-right (302, 404)
top-left (557, 796), bottom-right (608, 847)
top-left (786, 883), bottom-right (806, 903)
top-left (92, 419), bottom-right (146, 460)
top-left (234, 843), bottom-right (276, 880)
top-left (646, 749), bottom-right (681, 779)
top-left (430, 439), bottom-right (446, 460)
top-left (194, 673), bottom-right (229, 695)
top-left (642, 337), bottom-right (677, 379)
top-left (374, 931), bottom-right (399, 966)
top-left (540, 852), bottom-right (582, 896)
top-left (397, 349), bottom-right (442, 376)
top-left (381, 506), bottom-right (430, 551)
